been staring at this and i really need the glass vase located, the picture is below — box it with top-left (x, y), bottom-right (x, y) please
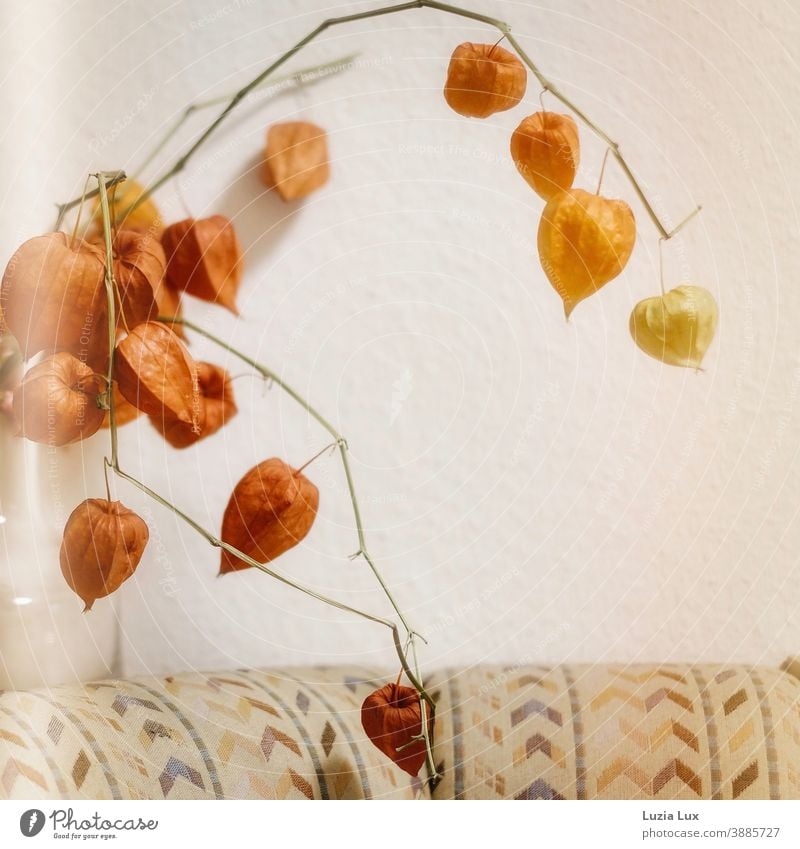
top-left (0, 417), bottom-right (119, 689)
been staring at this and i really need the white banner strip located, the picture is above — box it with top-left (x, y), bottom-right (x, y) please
top-left (1, 799), bottom-right (798, 847)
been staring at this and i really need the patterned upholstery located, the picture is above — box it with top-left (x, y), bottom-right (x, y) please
top-left (0, 667), bottom-right (426, 800)
top-left (429, 663), bottom-right (800, 800)
top-left (0, 661), bottom-right (798, 799)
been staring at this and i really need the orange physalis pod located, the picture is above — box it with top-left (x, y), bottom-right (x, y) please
top-left (60, 498), bottom-right (149, 611)
top-left (161, 216), bottom-right (242, 314)
top-left (261, 121), bottom-right (330, 202)
top-left (219, 458), bottom-right (318, 574)
top-left (361, 683), bottom-right (433, 777)
top-left (114, 321), bottom-right (199, 426)
top-left (13, 352), bottom-right (104, 446)
top-left (510, 111), bottom-right (580, 200)
top-left (444, 42), bottom-right (527, 118)
top-left (537, 188), bottom-right (636, 318)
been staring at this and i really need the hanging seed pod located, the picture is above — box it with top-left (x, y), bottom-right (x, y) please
top-left (630, 285), bottom-right (718, 369)
top-left (101, 380), bottom-right (140, 429)
top-left (150, 361), bottom-right (237, 448)
top-left (115, 321), bottom-right (199, 426)
top-left (12, 352), bottom-right (104, 445)
top-left (219, 458), bottom-right (319, 574)
top-left (261, 121), bottom-right (331, 202)
top-left (107, 230), bottom-right (163, 328)
top-left (537, 188), bottom-right (636, 318)
top-left (93, 179), bottom-right (163, 235)
top-left (510, 111), bottom-right (580, 200)
top-left (361, 683), bottom-right (433, 776)
top-left (161, 216), bottom-right (242, 314)
top-left (0, 232), bottom-right (108, 369)
top-left (60, 498), bottom-right (149, 611)
top-left (443, 42), bottom-right (527, 118)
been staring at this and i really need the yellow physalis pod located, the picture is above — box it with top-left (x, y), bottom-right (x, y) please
top-left (92, 179), bottom-right (162, 235)
top-left (629, 285), bottom-right (718, 369)
top-left (537, 188), bottom-right (636, 318)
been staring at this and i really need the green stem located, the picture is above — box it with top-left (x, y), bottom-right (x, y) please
top-left (127, 460), bottom-right (433, 701)
top-left (111, 0), bottom-right (696, 240)
top-left (128, 54), bottom-right (360, 211)
top-left (94, 171), bottom-right (121, 468)
top-left (158, 313), bottom-right (440, 786)
top-left (55, 170), bottom-right (126, 232)
top-left (163, 316), bottom-right (416, 634)
top-left (111, 463), bottom-right (386, 628)
top-left (411, 631), bottom-right (437, 783)
top-left (106, 459), bottom-right (432, 714)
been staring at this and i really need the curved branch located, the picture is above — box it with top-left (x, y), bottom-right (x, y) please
top-left (158, 314), bottom-right (439, 782)
top-left (78, 1), bottom-right (707, 790)
top-left (57, 0), bottom-right (700, 240)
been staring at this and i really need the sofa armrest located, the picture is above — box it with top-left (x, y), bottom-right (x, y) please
top-left (0, 667), bottom-right (426, 800)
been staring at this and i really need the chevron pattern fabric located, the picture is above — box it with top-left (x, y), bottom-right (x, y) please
top-left (1, 662), bottom-right (798, 799)
top-left (429, 663), bottom-right (800, 800)
top-left (0, 667), bottom-right (427, 800)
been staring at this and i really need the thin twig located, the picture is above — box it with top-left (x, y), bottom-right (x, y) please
top-left (95, 178), bottom-right (437, 723)
top-left (94, 172), bottom-right (121, 467)
top-left (56, 0), bottom-right (701, 242)
top-left (595, 147), bottom-right (611, 195)
top-left (157, 314), bottom-right (439, 781)
top-left (134, 54), bottom-right (359, 181)
top-left (161, 316), bottom-right (416, 630)
top-left (111, 460), bottom-right (436, 709)
top-left (55, 170), bottom-right (126, 232)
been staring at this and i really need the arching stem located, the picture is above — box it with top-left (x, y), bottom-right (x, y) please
top-left (157, 315), bottom-right (437, 782)
top-left (58, 0), bottom-right (700, 242)
top-left (94, 173), bottom-right (439, 784)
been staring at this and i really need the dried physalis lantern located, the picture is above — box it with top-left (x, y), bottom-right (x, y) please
top-left (161, 216), bottom-right (242, 314)
top-left (538, 188), bottom-right (636, 318)
top-left (93, 179), bottom-right (163, 235)
top-left (261, 122), bottom-right (330, 202)
top-left (361, 683), bottom-right (433, 776)
top-left (219, 458), bottom-right (319, 574)
top-left (443, 42), bottom-right (527, 118)
top-left (0, 232), bottom-right (108, 369)
top-left (105, 230), bottom-right (163, 328)
top-left (151, 361), bottom-right (237, 448)
top-left (60, 499), bottom-right (149, 611)
top-left (12, 352), bottom-right (105, 446)
top-left (114, 321), bottom-right (199, 428)
top-left (630, 285), bottom-right (718, 369)
top-left (510, 111), bottom-right (580, 200)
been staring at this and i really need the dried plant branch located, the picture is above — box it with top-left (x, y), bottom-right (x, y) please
top-left (94, 172), bottom-right (439, 781)
top-left (95, 174), bottom-right (439, 782)
top-left (159, 315), bottom-right (438, 781)
top-left (75, 0), bottom-right (708, 790)
top-left (60, 0), bottom-right (700, 240)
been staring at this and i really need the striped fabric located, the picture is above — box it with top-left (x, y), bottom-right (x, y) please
top-left (1, 661), bottom-right (799, 799)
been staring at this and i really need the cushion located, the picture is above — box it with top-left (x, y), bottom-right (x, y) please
top-left (0, 667), bottom-right (427, 800)
top-left (428, 663), bottom-right (800, 799)
top-left (4, 661), bottom-right (799, 799)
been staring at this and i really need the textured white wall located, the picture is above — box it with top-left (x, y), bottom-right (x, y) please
top-left (1, 0), bottom-right (799, 679)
